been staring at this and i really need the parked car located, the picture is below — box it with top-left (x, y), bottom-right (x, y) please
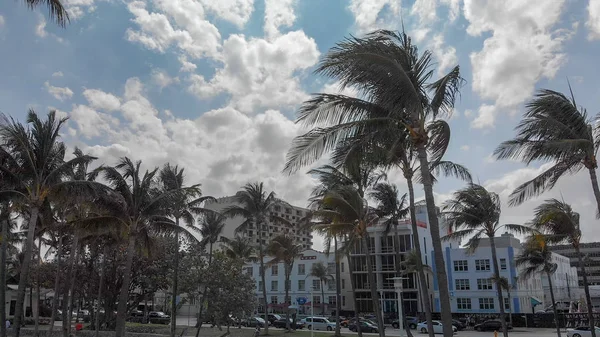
top-left (272, 318), bottom-right (304, 329)
top-left (567, 326), bottom-right (600, 337)
top-left (452, 319), bottom-right (466, 331)
top-left (349, 321), bottom-right (379, 333)
top-left (148, 312), bottom-right (170, 325)
top-left (242, 317), bottom-right (267, 328)
top-left (266, 314), bottom-right (282, 325)
top-left (300, 317), bottom-right (336, 331)
top-left (392, 316), bottom-right (418, 329)
top-left (474, 320), bottom-right (512, 332)
top-left (417, 320), bottom-right (457, 334)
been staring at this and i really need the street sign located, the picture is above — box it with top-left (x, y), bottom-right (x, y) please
top-left (297, 297), bottom-right (307, 305)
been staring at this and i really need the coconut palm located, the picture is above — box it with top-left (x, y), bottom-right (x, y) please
top-left (198, 211), bottom-right (226, 265)
top-left (529, 199), bottom-right (595, 337)
top-left (441, 183), bottom-right (530, 337)
top-left (401, 249), bottom-right (431, 326)
top-left (221, 236), bottom-right (256, 263)
top-left (309, 262), bottom-right (332, 316)
top-left (0, 111), bottom-right (100, 337)
top-left (489, 275), bottom-right (513, 327)
top-left (159, 164), bottom-right (213, 336)
top-left (267, 235), bottom-right (303, 330)
top-left (316, 227), bottom-right (344, 337)
top-left (494, 87), bottom-right (600, 214)
top-left (222, 182), bottom-right (290, 335)
top-left (283, 30), bottom-right (463, 336)
top-left (21, 0), bottom-right (69, 26)
top-left (516, 235), bottom-right (561, 337)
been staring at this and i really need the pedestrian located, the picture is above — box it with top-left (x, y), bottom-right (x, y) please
top-left (5, 319), bottom-right (10, 329)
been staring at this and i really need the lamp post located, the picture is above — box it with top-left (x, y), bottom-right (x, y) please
top-left (390, 277), bottom-right (408, 333)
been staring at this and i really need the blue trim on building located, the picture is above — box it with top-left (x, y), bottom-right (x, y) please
top-left (445, 247), bottom-right (453, 293)
top-left (508, 246), bottom-right (520, 313)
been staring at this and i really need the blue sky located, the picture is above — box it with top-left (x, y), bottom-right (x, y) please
top-left (1, 0), bottom-right (600, 248)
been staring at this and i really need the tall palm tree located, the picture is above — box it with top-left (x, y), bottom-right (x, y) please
top-left (0, 111), bottom-right (98, 337)
top-left (222, 182), bottom-right (290, 335)
top-left (86, 158), bottom-right (190, 337)
top-left (159, 164), bottom-right (213, 337)
top-left (267, 235), bottom-right (303, 330)
top-left (529, 199), bottom-right (595, 337)
top-left (516, 235), bottom-right (561, 337)
top-left (21, 0), bottom-right (69, 26)
top-left (490, 276), bottom-right (513, 327)
top-left (494, 87), bottom-right (600, 213)
top-left (283, 30), bottom-right (464, 336)
top-left (198, 212), bottom-right (226, 265)
top-left (442, 183), bottom-right (530, 337)
top-left (310, 262), bottom-right (332, 316)
top-left (221, 236), bottom-right (256, 263)
top-left (401, 249), bottom-right (431, 324)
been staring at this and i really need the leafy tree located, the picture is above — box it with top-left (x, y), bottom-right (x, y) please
top-left (494, 88), bottom-right (600, 214)
top-left (198, 211), bottom-right (226, 265)
top-left (221, 236), bottom-right (256, 263)
top-left (309, 262), bottom-right (332, 316)
top-left (442, 183), bottom-right (530, 337)
top-left (21, 0), bottom-right (69, 26)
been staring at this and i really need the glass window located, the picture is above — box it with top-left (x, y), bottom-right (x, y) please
top-left (455, 279), bottom-right (470, 290)
top-left (272, 265), bottom-right (278, 276)
top-left (341, 263), bottom-right (345, 273)
top-left (245, 267), bottom-right (253, 275)
top-left (313, 295), bottom-right (321, 304)
top-left (298, 264), bottom-right (305, 275)
top-left (477, 279), bottom-right (493, 290)
top-left (328, 262), bottom-right (336, 274)
top-left (271, 280), bottom-right (278, 291)
top-left (457, 298), bottom-right (471, 310)
top-left (342, 296), bottom-right (346, 306)
top-left (454, 260), bottom-right (468, 272)
top-left (504, 298), bottom-right (510, 310)
top-left (328, 281), bottom-right (335, 291)
top-left (298, 279), bottom-right (305, 291)
top-left (271, 296), bottom-right (278, 304)
top-left (475, 259), bottom-right (491, 271)
top-left (479, 298), bottom-right (495, 310)
top-left (500, 258), bottom-right (507, 270)
top-left (312, 279), bottom-right (321, 290)
top-left (328, 296), bottom-right (336, 304)
top-left (258, 281), bottom-right (263, 290)
top-left (342, 279), bottom-right (345, 290)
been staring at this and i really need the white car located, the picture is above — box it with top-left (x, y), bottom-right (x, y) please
top-left (417, 320), bottom-right (457, 334)
top-left (300, 317), bottom-right (336, 331)
top-left (567, 326), bottom-right (600, 337)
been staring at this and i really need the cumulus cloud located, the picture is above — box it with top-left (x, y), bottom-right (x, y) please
top-left (83, 88), bottom-right (121, 111)
top-left (44, 81), bottom-right (74, 101)
top-left (52, 71), bottom-right (64, 78)
top-left (200, 0), bottom-right (255, 29)
top-left (348, 0), bottom-right (401, 34)
top-left (471, 104), bottom-right (496, 129)
top-left (151, 69), bottom-right (180, 90)
top-left (178, 55), bottom-right (197, 72)
top-left (264, 0), bottom-right (296, 39)
top-left (587, 0), bottom-right (600, 40)
top-left (0, 15), bottom-right (5, 28)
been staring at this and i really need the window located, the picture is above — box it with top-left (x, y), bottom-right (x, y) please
top-left (424, 237), bottom-right (427, 251)
top-left (500, 258), bottom-right (507, 270)
top-left (342, 279), bottom-right (345, 290)
top-left (341, 263), bottom-right (345, 273)
top-left (244, 267), bottom-right (253, 275)
top-left (298, 264), bottom-right (305, 275)
top-left (454, 260), bottom-right (468, 272)
top-left (504, 298), bottom-right (510, 310)
top-left (271, 280), bottom-right (278, 291)
top-left (328, 262), bottom-right (336, 274)
top-left (477, 279), bottom-right (493, 290)
top-left (328, 281), bottom-right (336, 291)
top-left (342, 296), bottom-right (346, 306)
top-left (457, 298), bottom-right (471, 310)
top-left (272, 265), bottom-right (278, 276)
top-left (285, 280), bottom-right (291, 290)
top-left (479, 298), bottom-right (495, 310)
top-left (298, 280), bottom-right (305, 291)
top-left (274, 206), bottom-right (281, 212)
top-left (312, 279), bottom-right (321, 290)
top-left (271, 296), bottom-right (278, 304)
top-left (296, 210), bottom-right (302, 216)
top-left (328, 296), bottom-right (336, 305)
top-left (258, 281), bottom-right (263, 290)
top-left (475, 259), bottom-right (491, 271)
top-left (455, 279), bottom-right (470, 290)
top-left (313, 296), bottom-right (321, 304)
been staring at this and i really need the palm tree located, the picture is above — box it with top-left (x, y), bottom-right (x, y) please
top-left (222, 182), bottom-right (290, 335)
top-left (221, 236), bottom-right (256, 263)
top-left (442, 183), bottom-right (530, 337)
top-left (310, 262), bottom-right (332, 316)
top-left (267, 235), bottom-right (303, 330)
top-left (198, 212), bottom-right (226, 265)
top-left (159, 164), bottom-right (213, 337)
top-left (0, 111), bottom-right (98, 337)
top-left (516, 235), bottom-right (561, 337)
top-left (494, 87), bottom-right (600, 213)
top-left (401, 250), bottom-right (431, 325)
top-left (490, 276), bottom-right (513, 327)
top-left (87, 158), bottom-right (190, 337)
top-left (529, 199), bottom-right (595, 337)
top-left (283, 30), bottom-right (464, 336)
top-left (22, 0), bottom-right (69, 26)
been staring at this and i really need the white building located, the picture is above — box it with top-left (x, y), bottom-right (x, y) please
top-left (540, 253), bottom-right (579, 307)
top-left (244, 249), bottom-right (355, 315)
top-left (434, 233), bottom-right (576, 314)
top-left (205, 196), bottom-right (313, 251)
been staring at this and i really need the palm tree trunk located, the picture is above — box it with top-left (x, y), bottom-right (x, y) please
top-left (95, 246), bottom-right (108, 337)
top-left (65, 245), bottom-right (80, 337)
top-left (415, 145), bottom-right (453, 337)
top-left (547, 271), bottom-right (562, 337)
top-left (62, 236), bottom-right (79, 337)
top-left (285, 268), bottom-right (291, 331)
top-left (320, 281), bottom-right (325, 316)
top-left (34, 239), bottom-right (41, 337)
top-left (587, 167), bottom-right (600, 217)
top-left (575, 245), bottom-right (596, 337)
top-left (507, 287), bottom-right (513, 327)
top-left (14, 206), bottom-right (40, 337)
top-left (346, 252), bottom-right (363, 337)
top-left (48, 236), bottom-right (63, 334)
top-left (115, 233), bottom-right (137, 337)
top-left (334, 236), bottom-right (342, 337)
top-left (258, 241), bottom-right (269, 335)
top-left (170, 222), bottom-right (180, 337)
top-left (489, 236), bottom-right (508, 337)
top-left (362, 235), bottom-right (385, 337)
top-left (1, 212), bottom-right (8, 337)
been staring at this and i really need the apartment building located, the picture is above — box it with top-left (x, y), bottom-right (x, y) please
top-left (549, 242), bottom-right (600, 286)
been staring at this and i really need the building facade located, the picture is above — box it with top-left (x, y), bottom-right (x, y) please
top-left (244, 249), bottom-right (355, 315)
top-left (549, 242), bottom-right (600, 286)
top-left (205, 196), bottom-right (313, 251)
top-left (540, 253), bottom-right (579, 307)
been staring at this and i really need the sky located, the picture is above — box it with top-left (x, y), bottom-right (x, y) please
top-left (1, 0), bottom-right (600, 251)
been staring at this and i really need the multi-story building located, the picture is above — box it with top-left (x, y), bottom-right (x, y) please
top-left (549, 242), bottom-right (600, 286)
top-left (244, 249), bottom-right (355, 315)
top-left (435, 233), bottom-right (576, 314)
top-left (540, 253), bottom-right (579, 306)
top-left (205, 196), bottom-right (313, 250)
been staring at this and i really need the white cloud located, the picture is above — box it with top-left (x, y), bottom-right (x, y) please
top-left (178, 55), bottom-right (197, 72)
top-left (348, 0), bottom-right (401, 34)
top-left (62, 0), bottom-right (97, 20)
top-left (463, 109), bottom-right (473, 118)
top-left (200, 0), bottom-right (255, 29)
top-left (0, 15), bottom-right (5, 28)
top-left (264, 0), bottom-right (296, 39)
top-left (411, 0), bottom-right (438, 24)
top-left (70, 104), bottom-right (119, 138)
top-left (82, 89), bottom-right (121, 111)
top-left (431, 34), bottom-right (458, 75)
top-left (464, 0), bottom-right (570, 128)
top-left (460, 145), bottom-right (470, 151)
top-left (321, 81), bottom-right (359, 97)
top-left (587, 0), bottom-right (600, 40)
top-left (35, 15), bottom-right (65, 42)
top-left (187, 31), bottom-right (320, 113)
top-left (44, 81), bottom-right (74, 101)
top-left (471, 104), bottom-right (496, 129)
top-left (52, 71), bottom-right (64, 78)
top-left (151, 69), bottom-right (180, 90)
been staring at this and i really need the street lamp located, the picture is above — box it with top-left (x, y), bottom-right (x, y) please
top-left (390, 277), bottom-right (408, 333)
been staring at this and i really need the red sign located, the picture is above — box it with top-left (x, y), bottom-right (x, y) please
top-left (397, 219), bottom-right (428, 229)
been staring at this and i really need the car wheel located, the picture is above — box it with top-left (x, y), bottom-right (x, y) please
top-left (307, 325), bottom-right (312, 330)
top-left (410, 324), bottom-right (417, 329)
top-left (421, 328), bottom-right (428, 333)
top-left (327, 326), bottom-right (333, 331)
top-left (573, 334), bottom-right (581, 337)
top-left (393, 323), bottom-right (399, 329)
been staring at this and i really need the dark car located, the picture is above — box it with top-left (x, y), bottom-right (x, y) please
top-left (474, 320), bottom-right (512, 332)
top-left (148, 311), bottom-right (170, 325)
top-left (392, 316), bottom-right (418, 329)
top-left (349, 321), bottom-right (379, 333)
top-left (272, 318), bottom-right (304, 329)
top-left (452, 319), bottom-right (466, 331)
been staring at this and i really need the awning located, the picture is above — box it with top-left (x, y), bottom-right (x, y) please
top-left (530, 297), bottom-right (542, 307)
